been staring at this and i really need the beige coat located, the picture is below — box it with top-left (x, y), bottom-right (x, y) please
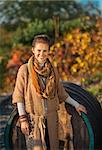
top-left (12, 63), bottom-right (69, 150)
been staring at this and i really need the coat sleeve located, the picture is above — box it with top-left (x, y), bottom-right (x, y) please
top-left (54, 67), bottom-right (69, 103)
top-left (12, 65), bottom-right (25, 104)
top-left (57, 79), bottom-right (69, 103)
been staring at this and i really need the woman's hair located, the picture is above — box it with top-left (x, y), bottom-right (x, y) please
top-left (32, 34), bottom-right (51, 48)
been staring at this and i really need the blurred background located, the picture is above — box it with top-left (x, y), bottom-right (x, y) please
top-left (0, 0), bottom-right (102, 104)
top-left (0, 1), bottom-right (102, 149)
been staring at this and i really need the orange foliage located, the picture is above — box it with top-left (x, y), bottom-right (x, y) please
top-left (4, 46), bottom-right (32, 92)
top-left (50, 17), bottom-right (102, 83)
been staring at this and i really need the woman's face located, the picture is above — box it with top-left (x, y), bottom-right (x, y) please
top-left (32, 42), bottom-right (49, 64)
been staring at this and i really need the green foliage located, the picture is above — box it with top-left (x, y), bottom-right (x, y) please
top-left (84, 73), bottom-right (102, 85)
top-left (0, 0), bottom-right (85, 30)
top-left (87, 84), bottom-right (102, 96)
top-left (0, 27), bottom-right (15, 54)
top-left (0, 57), bottom-right (7, 88)
top-left (13, 19), bottom-right (54, 45)
top-left (13, 17), bottom-right (95, 45)
top-left (60, 17), bottom-right (95, 33)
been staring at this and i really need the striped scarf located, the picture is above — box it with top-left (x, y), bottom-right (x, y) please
top-left (28, 55), bottom-right (56, 99)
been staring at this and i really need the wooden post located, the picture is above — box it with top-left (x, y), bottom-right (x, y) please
top-left (53, 15), bottom-right (59, 42)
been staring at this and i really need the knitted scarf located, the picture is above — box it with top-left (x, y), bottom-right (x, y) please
top-left (28, 55), bottom-right (56, 99)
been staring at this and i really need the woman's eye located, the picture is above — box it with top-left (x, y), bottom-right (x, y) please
top-left (43, 50), bottom-right (47, 52)
top-left (38, 50), bottom-right (41, 52)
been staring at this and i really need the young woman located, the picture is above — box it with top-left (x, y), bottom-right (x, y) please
top-left (12, 34), bottom-right (87, 150)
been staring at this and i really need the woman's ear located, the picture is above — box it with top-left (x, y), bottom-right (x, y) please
top-left (32, 47), bottom-right (34, 54)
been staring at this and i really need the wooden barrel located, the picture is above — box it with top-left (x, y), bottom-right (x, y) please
top-left (4, 82), bottom-right (102, 150)
top-left (64, 82), bottom-right (102, 149)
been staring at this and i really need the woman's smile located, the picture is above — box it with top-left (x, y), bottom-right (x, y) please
top-left (32, 43), bottom-right (49, 64)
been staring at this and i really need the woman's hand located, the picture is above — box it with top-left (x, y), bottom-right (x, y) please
top-left (76, 104), bottom-right (87, 115)
top-left (20, 120), bottom-right (29, 135)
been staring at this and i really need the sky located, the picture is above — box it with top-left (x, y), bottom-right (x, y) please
top-left (77, 0), bottom-right (102, 15)
top-left (0, 0), bottom-right (102, 24)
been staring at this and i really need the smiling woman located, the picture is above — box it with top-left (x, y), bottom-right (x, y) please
top-left (11, 34), bottom-right (87, 150)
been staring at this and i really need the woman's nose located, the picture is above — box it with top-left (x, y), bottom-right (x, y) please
top-left (40, 51), bottom-right (44, 56)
